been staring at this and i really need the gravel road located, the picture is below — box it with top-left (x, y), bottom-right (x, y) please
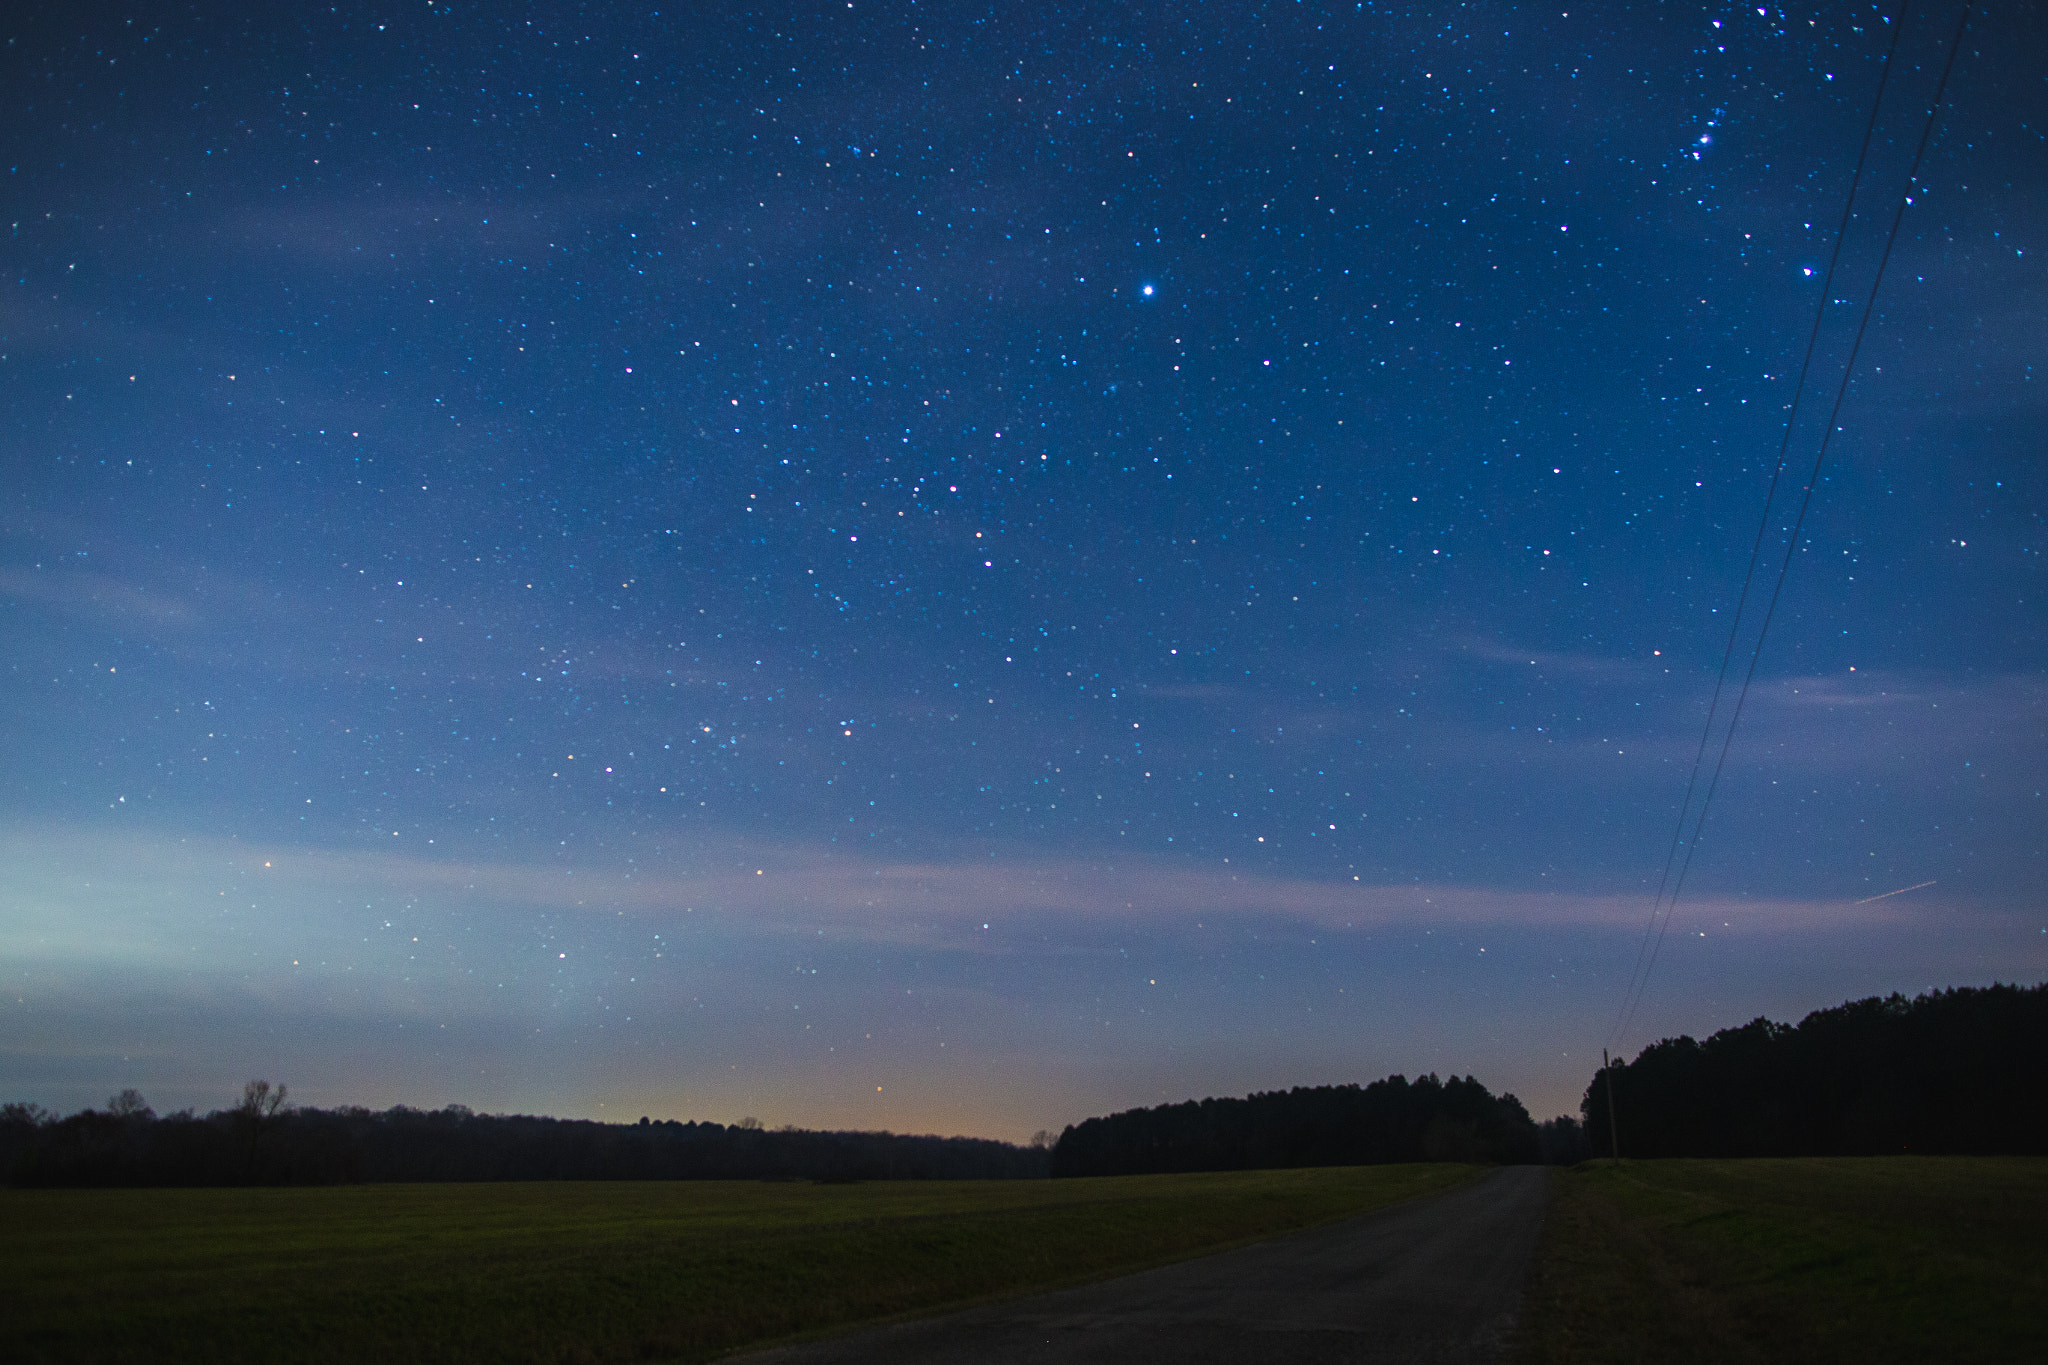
top-left (733, 1164), bottom-right (1552, 1364)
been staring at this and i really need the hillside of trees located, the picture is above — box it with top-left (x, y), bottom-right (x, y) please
top-left (1051, 1073), bottom-right (1542, 1176)
top-left (1584, 982), bottom-right (2048, 1157)
top-left (0, 1087), bottom-right (1049, 1187)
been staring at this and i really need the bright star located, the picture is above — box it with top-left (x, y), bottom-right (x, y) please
top-left (1141, 283), bottom-right (1155, 296)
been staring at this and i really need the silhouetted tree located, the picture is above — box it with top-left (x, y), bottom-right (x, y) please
top-left (1580, 983), bottom-right (2048, 1157)
top-left (107, 1089), bottom-right (154, 1121)
top-left (1536, 1115), bottom-right (1591, 1165)
top-left (1051, 1073), bottom-right (1541, 1176)
top-left (1, 1098), bottom-right (1051, 1187)
top-left (233, 1081), bottom-right (290, 1180)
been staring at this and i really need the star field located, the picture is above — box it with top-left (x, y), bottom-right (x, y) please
top-left (2, 1), bottom-right (2042, 1134)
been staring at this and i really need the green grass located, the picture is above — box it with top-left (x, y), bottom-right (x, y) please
top-left (3, 1164), bottom-right (1475, 1363)
top-left (1517, 1157), bottom-right (2048, 1364)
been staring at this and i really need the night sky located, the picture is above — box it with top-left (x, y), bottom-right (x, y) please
top-left (5, 1), bottom-right (2042, 1138)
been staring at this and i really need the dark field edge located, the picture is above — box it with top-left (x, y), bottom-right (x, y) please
top-left (1513, 1163), bottom-right (1785, 1365)
top-left (711, 1164), bottom-right (1489, 1363)
top-left (3, 1165), bottom-right (1483, 1365)
top-left (1512, 1157), bottom-right (2048, 1365)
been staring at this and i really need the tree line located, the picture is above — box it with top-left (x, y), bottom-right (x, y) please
top-left (1051, 1072), bottom-right (1546, 1176)
top-left (1583, 982), bottom-right (2048, 1158)
top-left (0, 1083), bottom-right (1049, 1186)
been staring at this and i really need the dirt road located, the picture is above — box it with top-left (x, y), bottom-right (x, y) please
top-left (734, 1164), bottom-right (1552, 1364)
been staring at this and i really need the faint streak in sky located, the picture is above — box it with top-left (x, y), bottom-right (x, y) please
top-left (1854, 880), bottom-right (1937, 905)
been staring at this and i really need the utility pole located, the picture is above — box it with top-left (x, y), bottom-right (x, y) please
top-left (1602, 1048), bottom-right (1621, 1162)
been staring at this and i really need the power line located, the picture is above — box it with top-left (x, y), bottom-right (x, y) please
top-left (1608, 0), bottom-right (1908, 1051)
top-left (1623, 3), bottom-right (1974, 1045)
top-left (1607, 2), bottom-right (1908, 1054)
top-left (1609, 3), bottom-right (1971, 1053)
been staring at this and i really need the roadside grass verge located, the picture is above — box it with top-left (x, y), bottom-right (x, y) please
top-left (1517, 1156), bottom-right (2048, 1364)
top-left (4, 1163), bottom-right (1474, 1363)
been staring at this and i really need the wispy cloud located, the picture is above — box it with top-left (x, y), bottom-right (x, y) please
top-left (226, 194), bottom-right (597, 268)
top-left (1448, 634), bottom-right (1652, 684)
top-left (0, 567), bottom-right (200, 629)
top-left (1, 823), bottom-right (1929, 961)
top-left (1727, 669), bottom-right (2044, 771)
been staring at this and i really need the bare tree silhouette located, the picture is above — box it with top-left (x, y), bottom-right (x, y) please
top-left (233, 1080), bottom-right (290, 1179)
top-left (106, 1089), bottom-right (154, 1121)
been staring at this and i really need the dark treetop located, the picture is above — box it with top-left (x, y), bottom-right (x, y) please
top-left (1052, 1071), bottom-right (1541, 1175)
top-left (0, 1097), bottom-right (1047, 1187)
top-left (1583, 981), bottom-right (2048, 1158)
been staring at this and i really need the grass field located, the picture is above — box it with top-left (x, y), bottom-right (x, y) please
top-left (4, 1163), bottom-right (1474, 1363)
top-left (1517, 1156), bottom-right (2048, 1364)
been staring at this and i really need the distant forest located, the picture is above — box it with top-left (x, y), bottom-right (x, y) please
top-left (0, 1089), bottom-right (1047, 1187)
top-left (1585, 982), bottom-right (2048, 1158)
top-left (1051, 1073), bottom-right (1548, 1176)
top-left (5, 1070), bottom-right (1578, 1188)
top-left (45, 978), bottom-right (2033, 1186)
